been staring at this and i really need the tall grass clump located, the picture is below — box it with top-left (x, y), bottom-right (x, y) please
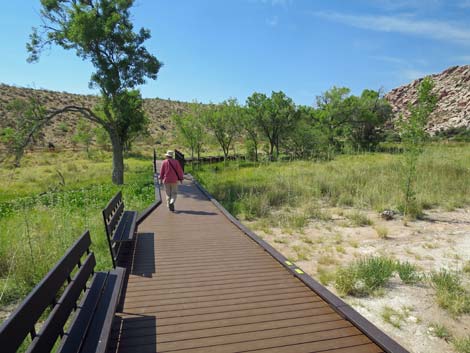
top-left (453, 336), bottom-right (470, 353)
top-left (335, 256), bottom-right (421, 297)
top-left (430, 269), bottom-right (470, 317)
top-left (0, 155), bottom-right (155, 308)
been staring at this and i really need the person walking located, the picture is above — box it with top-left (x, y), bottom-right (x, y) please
top-left (159, 150), bottom-right (184, 211)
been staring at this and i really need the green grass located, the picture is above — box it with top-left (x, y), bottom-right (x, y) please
top-left (463, 261), bottom-right (470, 274)
top-left (346, 211), bottom-right (373, 226)
top-left (334, 256), bottom-right (422, 297)
top-left (374, 225), bottom-right (389, 239)
top-left (0, 150), bottom-right (155, 307)
top-left (430, 269), bottom-right (470, 317)
top-left (454, 336), bottom-right (470, 353)
top-left (381, 306), bottom-right (405, 329)
top-left (428, 323), bottom-right (452, 341)
top-left (193, 144), bottom-right (470, 225)
top-left (395, 261), bottom-right (422, 284)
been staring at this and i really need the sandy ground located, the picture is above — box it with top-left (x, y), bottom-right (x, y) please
top-left (248, 207), bottom-right (470, 353)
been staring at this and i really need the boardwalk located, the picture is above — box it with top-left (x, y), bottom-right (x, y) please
top-left (109, 178), bottom-right (406, 353)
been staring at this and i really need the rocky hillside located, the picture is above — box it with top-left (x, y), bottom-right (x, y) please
top-left (385, 65), bottom-right (470, 133)
top-left (0, 84), bottom-right (190, 148)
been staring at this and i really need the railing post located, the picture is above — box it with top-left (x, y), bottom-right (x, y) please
top-left (153, 149), bottom-right (157, 175)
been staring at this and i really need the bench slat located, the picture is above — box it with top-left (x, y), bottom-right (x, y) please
top-left (103, 191), bottom-right (122, 222)
top-left (28, 253), bottom-right (96, 353)
top-left (112, 211), bottom-right (137, 242)
top-left (0, 231), bottom-right (92, 353)
top-left (79, 267), bottom-right (125, 353)
top-left (106, 202), bottom-right (124, 236)
top-left (56, 271), bottom-right (108, 353)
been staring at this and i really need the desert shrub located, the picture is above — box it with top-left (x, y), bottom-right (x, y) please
top-left (428, 323), bottom-right (452, 341)
top-left (335, 256), bottom-right (396, 296)
top-left (395, 261), bottom-right (421, 284)
top-left (454, 336), bottom-right (470, 353)
top-left (430, 269), bottom-right (470, 317)
top-left (335, 256), bottom-right (422, 297)
top-left (347, 211), bottom-right (373, 226)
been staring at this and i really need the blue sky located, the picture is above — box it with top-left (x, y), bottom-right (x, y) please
top-left (0, 0), bottom-right (469, 106)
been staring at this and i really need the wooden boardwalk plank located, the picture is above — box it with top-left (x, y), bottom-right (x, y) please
top-left (108, 180), bottom-right (403, 353)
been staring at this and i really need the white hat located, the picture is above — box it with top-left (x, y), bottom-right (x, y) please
top-left (165, 150), bottom-right (174, 158)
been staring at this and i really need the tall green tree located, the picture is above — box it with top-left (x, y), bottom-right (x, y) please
top-left (72, 118), bottom-right (94, 156)
top-left (247, 91), bottom-right (297, 160)
top-left (172, 103), bottom-right (206, 160)
top-left (314, 86), bottom-right (352, 151)
top-left (240, 106), bottom-right (261, 161)
top-left (27, 0), bottom-right (161, 184)
top-left (283, 105), bottom-right (327, 159)
top-left (345, 90), bottom-right (392, 151)
top-left (398, 76), bottom-right (437, 219)
top-left (204, 99), bottom-right (240, 159)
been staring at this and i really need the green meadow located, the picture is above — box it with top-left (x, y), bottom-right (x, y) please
top-left (0, 150), bottom-right (155, 306)
top-left (193, 143), bottom-right (470, 226)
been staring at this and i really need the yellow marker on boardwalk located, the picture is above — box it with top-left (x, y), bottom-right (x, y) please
top-left (285, 261), bottom-right (293, 266)
top-left (294, 268), bottom-right (304, 274)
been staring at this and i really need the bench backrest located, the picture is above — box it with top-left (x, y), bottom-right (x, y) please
top-left (0, 231), bottom-right (95, 353)
top-left (102, 191), bottom-right (124, 267)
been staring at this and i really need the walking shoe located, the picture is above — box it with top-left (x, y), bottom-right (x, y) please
top-left (169, 203), bottom-right (175, 212)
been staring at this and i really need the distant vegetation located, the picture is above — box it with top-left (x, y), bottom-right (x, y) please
top-left (193, 143), bottom-right (470, 222)
top-left (173, 87), bottom-right (394, 162)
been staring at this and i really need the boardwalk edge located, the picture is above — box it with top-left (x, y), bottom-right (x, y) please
top-left (136, 175), bottom-right (162, 225)
top-left (190, 174), bottom-right (410, 353)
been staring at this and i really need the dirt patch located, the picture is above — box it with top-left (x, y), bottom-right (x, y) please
top-left (247, 207), bottom-right (470, 353)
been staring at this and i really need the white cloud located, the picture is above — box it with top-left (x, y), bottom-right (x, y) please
top-left (312, 11), bottom-right (470, 44)
top-left (399, 68), bottom-right (429, 81)
top-left (370, 0), bottom-right (441, 11)
top-left (255, 0), bottom-right (292, 7)
top-left (454, 55), bottom-right (470, 62)
top-left (370, 55), bottom-right (407, 65)
top-left (458, 0), bottom-right (470, 8)
top-left (266, 16), bottom-right (279, 26)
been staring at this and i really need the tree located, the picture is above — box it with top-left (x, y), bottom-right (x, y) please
top-left (93, 126), bottom-right (111, 151)
top-left (204, 99), bottom-right (240, 159)
top-left (314, 87), bottom-right (352, 152)
top-left (27, 0), bottom-right (161, 184)
top-left (72, 118), bottom-right (94, 156)
top-left (247, 91), bottom-right (297, 160)
top-left (398, 77), bottom-right (437, 219)
top-left (344, 90), bottom-right (392, 151)
top-left (240, 106), bottom-right (261, 161)
top-left (283, 105), bottom-right (326, 159)
top-left (172, 103), bottom-right (206, 160)
top-left (0, 98), bottom-right (46, 167)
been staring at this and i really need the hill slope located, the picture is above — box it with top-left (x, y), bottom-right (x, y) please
top-left (385, 65), bottom-right (470, 133)
top-left (0, 84), bottom-right (190, 148)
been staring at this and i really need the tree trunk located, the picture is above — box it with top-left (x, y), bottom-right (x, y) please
top-left (110, 133), bottom-right (125, 185)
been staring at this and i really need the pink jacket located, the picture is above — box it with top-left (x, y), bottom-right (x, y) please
top-left (160, 158), bottom-right (184, 184)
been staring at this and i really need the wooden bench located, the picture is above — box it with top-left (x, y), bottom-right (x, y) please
top-left (0, 231), bottom-right (125, 353)
top-left (102, 191), bottom-right (137, 267)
